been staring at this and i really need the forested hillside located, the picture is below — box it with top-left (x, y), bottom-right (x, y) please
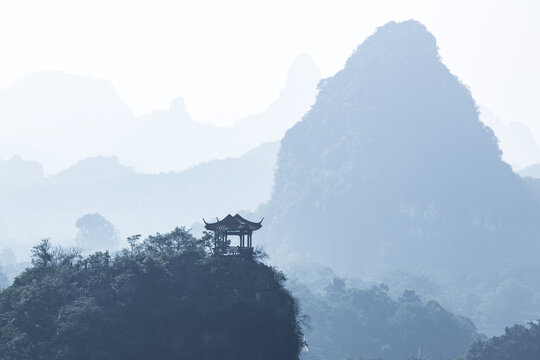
top-left (0, 229), bottom-right (302, 360)
top-left (289, 278), bottom-right (477, 360)
top-left (463, 321), bottom-right (540, 360)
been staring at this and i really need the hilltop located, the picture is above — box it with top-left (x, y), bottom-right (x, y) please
top-left (0, 231), bottom-right (303, 359)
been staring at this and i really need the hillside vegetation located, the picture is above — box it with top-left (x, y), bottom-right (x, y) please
top-left (0, 229), bottom-right (303, 360)
top-left (290, 278), bottom-right (477, 360)
top-left (463, 321), bottom-right (540, 360)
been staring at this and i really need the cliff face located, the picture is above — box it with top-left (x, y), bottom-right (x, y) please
top-left (260, 20), bottom-right (540, 276)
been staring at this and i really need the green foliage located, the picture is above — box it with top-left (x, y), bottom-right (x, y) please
top-left (463, 321), bottom-right (540, 360)
top-left (0, 228), bottom-right (303, 359)
top-left (30, 238), bottom-right (53, 267)
top-left (290, 278), bottom-right (477, 360)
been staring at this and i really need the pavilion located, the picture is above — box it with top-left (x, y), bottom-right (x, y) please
top-left (203, 214), bottom-right (263, 255)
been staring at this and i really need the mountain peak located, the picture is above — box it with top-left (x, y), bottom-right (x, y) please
top-left (53, 156), bottom-right (133, 184)
top-left (286, 54), bottom-right (321, 83)
top-left (345, 20), bottom-right (438, 70)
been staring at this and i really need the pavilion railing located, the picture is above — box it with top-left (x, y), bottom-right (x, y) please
top-left (225, 246), bottom-right (253, 256)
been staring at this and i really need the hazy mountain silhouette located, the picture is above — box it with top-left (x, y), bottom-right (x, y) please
top-left (259, 20), bottom-right (540, 279)
top-left (52, 156), bottom-right (134, 185)
top-left (0, 56), bottom-right (319, 174)
top-left (0, 156), bottom-right (43, 185)
top-left (0, 142), bottom-right (279, 256)
top-left (0, 71), bottom-right (135, 173)
top-left (479, 106), bottom-right (540, 169)
top-left (113, 55), bottom-right (320, 173)
top-left (520, 164), bottom-right (540, 178)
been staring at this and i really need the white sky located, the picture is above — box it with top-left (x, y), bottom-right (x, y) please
top-left (0, 0), bottom-right (539, 134)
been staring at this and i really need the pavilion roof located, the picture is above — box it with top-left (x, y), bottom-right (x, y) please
top-left (203, 214), bottom-right (263, 233)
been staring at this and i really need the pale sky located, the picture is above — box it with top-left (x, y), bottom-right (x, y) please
top-left (0, 0), bottom-right (539, 135)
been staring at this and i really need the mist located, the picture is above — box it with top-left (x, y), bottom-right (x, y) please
top-left (1, 2), bottom-right (540, 360)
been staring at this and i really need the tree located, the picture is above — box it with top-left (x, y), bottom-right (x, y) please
top-left (75, 213), bottom-right (119, 253)
top-left (31, 238), bottom-right (53, 267)
top-left (127, 234), bottom-right (141, 252)
top-left (143, 226), bottom-right (203, 256)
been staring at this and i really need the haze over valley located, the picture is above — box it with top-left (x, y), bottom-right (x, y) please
top-left (1, 3), bottom-right (540, 359)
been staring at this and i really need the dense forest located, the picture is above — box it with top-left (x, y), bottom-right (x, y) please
top-left (289, 278), bottom-right (477, 360)
top-left (463, 321), bottom-right (540, 360)
top-left (0, 229), bottom-right (303, 360)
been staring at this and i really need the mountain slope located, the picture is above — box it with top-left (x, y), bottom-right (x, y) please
top-left (259, 20), bottom-right (540, 277)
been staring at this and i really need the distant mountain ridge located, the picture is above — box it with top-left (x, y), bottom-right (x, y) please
top-left (0, 142), bottom-right (279, 256)
top-left (113, 55), bottom-right (320, 173)
top-left (0, 71), bottom-right (135, 173)
top-left (519, 163), bottom-right (540, 178)
top-left (479, 106), bottom-right (540, 169)
top-left (0, 56), bottom-right (320, 174)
